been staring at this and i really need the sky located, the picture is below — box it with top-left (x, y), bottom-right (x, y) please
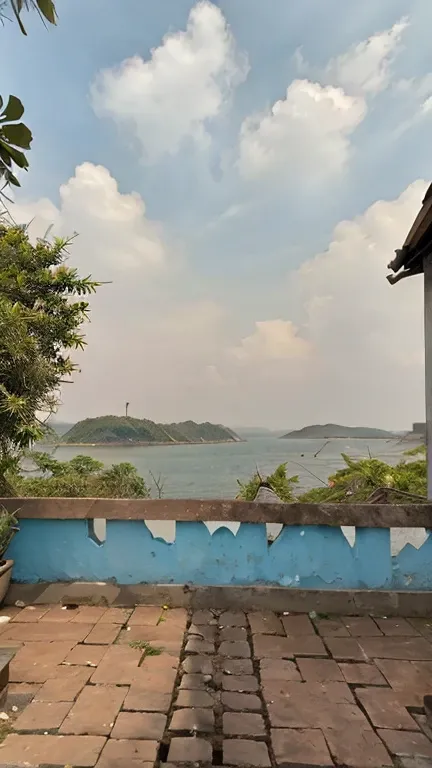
top-left (2, 0), bottom-right (432, 430)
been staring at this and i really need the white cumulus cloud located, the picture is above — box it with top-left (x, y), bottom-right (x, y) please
top-left (238, 79), bottom-right (365, 180)
top-left (90, 1), bottom-right (248, 162)
top-left (11, 162), bottom-right (166, 272)
top-left (231, 320), bottom-right (311, 362)
top-left (325, 18), bottom-right (408, 95)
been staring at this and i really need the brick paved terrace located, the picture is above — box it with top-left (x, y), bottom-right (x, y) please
top-left (0, 606), bottom-right (431, 766)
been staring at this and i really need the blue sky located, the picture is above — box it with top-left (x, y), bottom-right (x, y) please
top-left (3, 0), bottom-right (432, 428)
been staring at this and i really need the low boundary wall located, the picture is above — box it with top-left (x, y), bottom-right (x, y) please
top-left (1, 499), bottom-right (431, 592)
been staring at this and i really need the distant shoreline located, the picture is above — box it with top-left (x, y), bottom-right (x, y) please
top-left (46, 439), bottom-right (244, 448)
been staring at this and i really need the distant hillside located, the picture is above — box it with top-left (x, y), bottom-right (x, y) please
top-left (281, 424), bottom-right (396, 439)
top-left (61, 416), bottom-right (241, 445)
top-left (232, 427), bottom-right (290, 439)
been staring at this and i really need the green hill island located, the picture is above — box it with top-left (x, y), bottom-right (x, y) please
top-left (59, 416), bottom-right (242, 446)
top-left (281, 423), bottom-right (396, 439)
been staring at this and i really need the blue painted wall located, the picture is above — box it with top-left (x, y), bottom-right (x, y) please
top-left (5, 519), bottom-right (431, 589)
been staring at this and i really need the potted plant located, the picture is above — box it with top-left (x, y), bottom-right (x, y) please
top-left (0, 508), bottom-right (19, 604)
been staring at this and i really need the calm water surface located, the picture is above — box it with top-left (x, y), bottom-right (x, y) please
top-left (51, 436), bottom-right (415, 498)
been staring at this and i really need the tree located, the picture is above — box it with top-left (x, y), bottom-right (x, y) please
top-left (0, 226), bottom-right (99, 492)
top-left (0, 1), bottom-right (56, 192)
top-left (237, 448), bottom-right (427, 504)
top-left (298, 450), bottom-right (427, 503)
top-left (236, 463), bottom-right (298, 502)
top-left (9, 452), bottom-right (151, 498)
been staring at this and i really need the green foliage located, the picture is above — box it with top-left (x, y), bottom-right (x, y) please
top-left (0, 1), bottom-right (56, 190)
top-left (0, 226), bottom-right (99, 489)
top-left (0, 506), bottom-right (18, 557)
top-left (0, 95), bottom-right (32, 188)
top-left (236, 463), bottom-right (299, 502)
top-left (10, 453), bottom-right (151, 498)
top-left (298, 450), bottom-right (426, 503)
top-left (237, 448), bottom-right (427, 504)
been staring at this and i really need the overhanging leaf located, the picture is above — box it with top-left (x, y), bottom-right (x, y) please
top-left (36, 0), bottom-right (56, 24)
top-left (4, 170), bottom-right (20, 186)
top-left (0, 140), bottom-right (28, 169)
top-left (1, 96), bottom-right (24, 122)
top-left (1, 123), bottom-right (33, 149)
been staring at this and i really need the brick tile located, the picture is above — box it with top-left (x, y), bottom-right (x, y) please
top-left (378, 729), bottom-right (432, 758)
top-left (84, 623), bottom-right (121, 645)
top-left (339, 662), bottom-right (387, 686)
top-left (191, 610), bottom-right (215, 625)
top-left (253, 633), bottom-right (326, 658)
top-left (375, 617), bottom-right (420, 636)
top-left (175, 689), bottom-right (215, 708)
top-left (271, 727), bottom-right (333, 766)
top-left (325, 637), bottom-right (368, 661)
top-left (0, 606), bottom-right (23, 620)
top-left (281, 614), bottom-right (315, 635)
top-left (136, 651), bottom-right (179, 679)
top-left (219, 640), bottom-right (250, 658)
top-left (182, 655), bottom-right (213, 674)
top-left (124, 689), bottom-right (171, 713)
top-left (118, 623), bottom-right (183, 651)
top-left (343, 616), bottom-right (382, 636)
top-left (325, 726), bottom-right (392, 767)
top-left (64, 644), bottom-right (108, 666)
top-left (168, 736), bottom-right (212, 762)
top-left (180, 674), bottom-right (209, 690)
top-left (170, 707), bottom-right (214, 732)
top-left (60, 684), bottom-right (126, 735)
top-left (98, 607), bottom-right (131, 624)
top-left (0, 733), bottom-right (106, 766)
top-left (163, 608), bottom-right (188, 628)
top-left (11, 606), bottom-right (50, 623)
top-left (359, 636), bottom-right (432, 660)
top-left (314, 618), bottom-right (350, 637)
top-left (223, 711), bottom-right (265, 736)
top-left (248, 611), bottom-right (283, 635)
top-left (408, 618), bottom-right (432, 641)
top-left (128, 606), bottom-right (164, 625)
top-left (90, 645), bottom-right (142, 684)
top-left (375, 659), bottom-right (432, 706)
top-left (267, 682), bottom-right (367, 729)
top-left (259, 658), bottom-right (301, 682)
top-left (222, 691), bottom-right (261, 710)
top-left (263, 680), bottom-right (353, 705)
top-left (8, 682), bottom-right (40, 703)
top-left (220, 611), bottom-right (247, 627)
top-left (356, 688), bottom-right (419, 730)
top-left (1, 621), bottom-right (93, 642)
top-left (185, 636), bottom-right (214, 654)
top-left (222, 674), bottom-right (259, 692)
top-left (220, 626), bottom-right (247, 642)
top-left (222, 658), bottom-right (253, 675)
top-left (128, 665), bottom-right (177, 695)
top-left (297, 658), bottom-right (344, 682)
top-left (14, 700), bottom-right (72, 731)
top-left (188, 623), bottom-right (216, 641)
top-left (34, 666), bottom-right (92, 701)
top-left (96, 738), bottom-right (157, 767)
top-left (111, 711), bottom-right (166, 740)
top-left (39, 606), bottom-right (73, 622)
top-left (10, 641), bottom-right (76, 683)
top-left (224, 739), bottom-right (270, 766)
top-left (71, 606), bottom-right (108, 623)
